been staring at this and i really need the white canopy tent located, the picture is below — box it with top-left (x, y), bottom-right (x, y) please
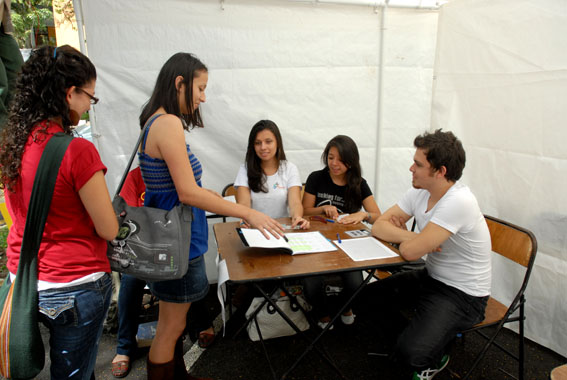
top-left (75, 0), bottom-right (567, 358)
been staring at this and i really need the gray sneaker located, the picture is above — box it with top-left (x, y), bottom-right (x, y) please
top-left (411, 355), bottom-right (450, 380)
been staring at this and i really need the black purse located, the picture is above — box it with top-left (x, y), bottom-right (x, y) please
top-left (0, 133), bottom-right (73, 379)
top-left (107, 115), bottom-right (192, 281)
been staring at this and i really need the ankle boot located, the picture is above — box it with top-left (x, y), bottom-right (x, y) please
top-left (147, 357), bottom-right (176, 380)
top-left (174, 337), bottom-right (213, 380)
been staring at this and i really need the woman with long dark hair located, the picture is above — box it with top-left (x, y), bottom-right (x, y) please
top-left (0, 45), bottom-right (118, 379)
top-left (234, 120), bottom-right (308, 228)
top-left (137, 53), bottom-right (283, 380)
top-left (302, 135), bottom-right (381, 329)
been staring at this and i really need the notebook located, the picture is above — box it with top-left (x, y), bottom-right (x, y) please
top-left (237, 228), bottom-right (337, 255)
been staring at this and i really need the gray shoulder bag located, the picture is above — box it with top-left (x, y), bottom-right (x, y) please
top-left (107, 115), bottom-right (192, 281)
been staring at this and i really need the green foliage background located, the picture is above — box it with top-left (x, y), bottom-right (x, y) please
top-left (10, 0), bottom-right (54, 48)
top-left (0, 227), bottom-right (7, 250)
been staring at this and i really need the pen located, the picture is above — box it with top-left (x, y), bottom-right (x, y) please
top-left (283, 234), bottom-right (289, 242)
top-left (326, 218), bottom-right (335, 223)
top-left (336, 233), bottom-right (341, 243)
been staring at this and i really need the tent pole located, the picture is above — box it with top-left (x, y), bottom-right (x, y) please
top-left (287, 0), bottom-right (439, 10)
top-left (374, 0), bottom-right (388, 199)
top-left (71, 0), bottom-right (100, 147)
top-left (72, 0), bottom-right (87, 54)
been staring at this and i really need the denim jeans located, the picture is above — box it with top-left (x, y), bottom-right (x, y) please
top-left (148, 254), bottom-right (209, 303)
top-left (116, 274), bottom-right (146, 357)
top-left (116, 272), bottom-right (213, 356)
top-left (355, 269), bottom-right (487, 372)
top-left (38, 273), bottom-right (112, 380)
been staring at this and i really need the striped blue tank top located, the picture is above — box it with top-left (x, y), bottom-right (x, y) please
top-left (138, 114), bottom-right (208, 260)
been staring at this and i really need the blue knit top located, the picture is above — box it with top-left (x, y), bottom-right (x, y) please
top-left (138, 114), bottom-right (208, 260)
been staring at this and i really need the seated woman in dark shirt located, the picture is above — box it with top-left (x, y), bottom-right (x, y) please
top-left (302, 135), bottom-right (381, 329)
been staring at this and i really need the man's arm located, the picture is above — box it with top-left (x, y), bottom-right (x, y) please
top-left (372, 205), bottom-right (416, 243)
top-left (372, 204), bottom-right (452, 261)
top-left (398, 223), bottom-right (451, 261)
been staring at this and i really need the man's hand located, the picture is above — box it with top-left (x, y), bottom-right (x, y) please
top-left (389, 215), bottom-right (408, 230)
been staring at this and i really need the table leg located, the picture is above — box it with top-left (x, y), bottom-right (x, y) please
top-left (281, 269), bottom-right (378, 379)
top-left (253, 283), bottom-right (349, 380)
top-left (232, 284), bottom-right (280, 339)
top-left (253, 315), bottom-right (278, 380)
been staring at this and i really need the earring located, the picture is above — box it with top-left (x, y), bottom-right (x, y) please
top-left (69, 110), bottom-right (81, 126)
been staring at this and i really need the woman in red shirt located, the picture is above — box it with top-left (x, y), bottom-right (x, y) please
top-left (0, 45), bottom-right (118, 380)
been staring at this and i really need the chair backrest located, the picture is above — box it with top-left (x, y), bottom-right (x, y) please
top-left (484, 215), bottom-right (537, 299)
top-left (222, 183), bottom-right (237, 197)
top-left (485, 215), bottom-right (537, 269)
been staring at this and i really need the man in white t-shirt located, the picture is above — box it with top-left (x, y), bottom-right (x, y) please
top-left (365, 129), bottom-right (491, 380)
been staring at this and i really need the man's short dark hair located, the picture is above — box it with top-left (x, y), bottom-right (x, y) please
top-left (414, 129), bottom-right (466, 182)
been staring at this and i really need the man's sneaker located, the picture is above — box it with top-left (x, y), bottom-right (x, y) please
top-left (412, 355), bottom-right (450, 380)
top-left (340, 313), bottom-right (355, 325)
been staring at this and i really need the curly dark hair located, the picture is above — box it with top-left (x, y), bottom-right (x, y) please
top-left (322, 135), bottom-right (363, 213)
top-left (245, 120), bottom-right (286, 193)
top-left (0, 45), bottom-right (96, 191)
top-left (413, 128), bottom-right (466, 182)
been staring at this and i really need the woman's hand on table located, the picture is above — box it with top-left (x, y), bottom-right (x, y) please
top-left (244, 209), bottom-right (285, 239)
top-left (322, 205), bottom-right (339, 220)
top-left (337, 211), bottom-right (367, 225)
top-left (291, 216), bottom-right (310, 230)
top-left (239, 219), bottom-right (251, 228)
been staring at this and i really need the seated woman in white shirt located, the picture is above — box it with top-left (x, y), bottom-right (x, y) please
top-left (234, 119), bottom-right (309, 229)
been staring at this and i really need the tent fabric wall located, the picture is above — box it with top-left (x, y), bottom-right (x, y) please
top-left (377, 10), bottom-right (438, 209)
top-left (431, 0), bottom-right (567, 357)
top-left (81, 0), bottom-right (438, 281)
top-left (81, 0), bottom-right (437, 200)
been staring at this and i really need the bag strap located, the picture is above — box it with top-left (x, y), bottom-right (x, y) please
top-left (17, 132), bottom-right (73, 271)
top-left (113, 113), bottom-right (164, 198)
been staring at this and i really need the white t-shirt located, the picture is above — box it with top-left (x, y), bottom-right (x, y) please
top-left (234, 161), bottom-right (302, 219)
top-left (398, 182), bottom-right (491, 297)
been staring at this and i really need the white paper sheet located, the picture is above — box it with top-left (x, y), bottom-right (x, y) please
top-left (334, 237), bottom-right (398, 262)
top-left (286, 231), bottom-right (337, 254)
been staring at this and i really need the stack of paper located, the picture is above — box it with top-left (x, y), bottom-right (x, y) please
top-left (333, 237), bottom-right (399, 261)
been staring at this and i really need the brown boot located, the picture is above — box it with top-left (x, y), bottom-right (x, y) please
top-left (147, 357), bottom-right (175, 380)
top-left (174, 337), bottom-right (213, 380)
